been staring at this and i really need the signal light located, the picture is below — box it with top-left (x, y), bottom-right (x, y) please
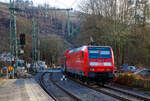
top-left (20, 33), bottom-right (25, 45)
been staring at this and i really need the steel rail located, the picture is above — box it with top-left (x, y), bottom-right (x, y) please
top-left (104, 86), bottom-right (150, 101)
top-left (69, 75), bottom-right (150, 101)
top-left (50, 72), bottom-right (83, 101)
top-left (41, 72), bottom-right (150, 101)
top-left (68, 76), bottom-right (131, 101)
top-left (40, 72), bottom-right (83, 101)
top-left (39, 72), bottom-right (58, 101)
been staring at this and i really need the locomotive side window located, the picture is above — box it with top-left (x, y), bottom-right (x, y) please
top-left (88, 47), bottom-right (111, 59)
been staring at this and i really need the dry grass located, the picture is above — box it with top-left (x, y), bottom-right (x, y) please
top-left (114, 73), bottom-right (150, 89)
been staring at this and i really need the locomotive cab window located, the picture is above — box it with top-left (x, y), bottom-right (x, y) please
top-left (88, 47), bottom-right (111, 59)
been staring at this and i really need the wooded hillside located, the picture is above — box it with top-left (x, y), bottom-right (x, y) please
top-left (74, 0), bottom-right (150, 68)
top-left (0, 1), bottom-right (80, 66)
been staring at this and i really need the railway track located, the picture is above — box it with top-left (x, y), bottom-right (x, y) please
top-left (39, 72), bottom-right (83, 101)
top-left (68, 76), bottom-right (150, 101)
top-left (40, 72), bottom-right (150, 101)
top-left (68, 77), bottom-right (130, 101)
top-left (104, 86), bottom-right (150, 101)
top-left (39, 72), bottom-right (58, 101)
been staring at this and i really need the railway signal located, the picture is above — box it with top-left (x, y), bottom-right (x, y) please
top-left (20, 33), bottom-right (25, 45)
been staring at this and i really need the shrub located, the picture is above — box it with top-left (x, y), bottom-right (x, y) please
top-left (113, 73), bottom-right (146, 87)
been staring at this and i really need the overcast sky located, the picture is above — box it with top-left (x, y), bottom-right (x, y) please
top-left (0, 0), bottom-right (80, 10)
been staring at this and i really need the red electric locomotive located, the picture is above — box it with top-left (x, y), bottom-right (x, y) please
top-left (61, 46), bottom-right (116, 84)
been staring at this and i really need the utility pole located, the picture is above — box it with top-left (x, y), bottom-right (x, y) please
top-left (30, 8), bottom-right (72, 72)
top-left (14, 6), bottom-right (18, 76)
top-left (9, 0), bottom-right (12, 79)
top-left (32, 20), bottom-right (41, 72)
top-left (32, 21), bottom-right (36, 72)
top-left (9, 0), bottom-right (18, 78)
top-left (9, 0), bottom-right (12, 68)
top-left (37, 24), bottom-right (40, 62)
top-left (67, 10), bottom-right (71, 36)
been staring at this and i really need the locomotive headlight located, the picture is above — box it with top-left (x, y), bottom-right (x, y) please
top-left (90, 62), bottom-right (98, 66)
top-left (106, 69), bottom-right (111, 71)
top-left (91, 68), bottom-right (95, 71)
top-left (104, 62), bottom-right (112, 66)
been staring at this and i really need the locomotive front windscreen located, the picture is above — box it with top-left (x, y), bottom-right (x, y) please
top-left (88, 47), bottom-right (111, 59)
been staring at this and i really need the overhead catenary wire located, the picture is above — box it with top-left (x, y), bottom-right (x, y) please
top-left (9, 0), bottom-right (73, 71)
top-left (55, 0), bottom-right (69, 8)
top-left (70, 0), bottom-right (79, 8)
